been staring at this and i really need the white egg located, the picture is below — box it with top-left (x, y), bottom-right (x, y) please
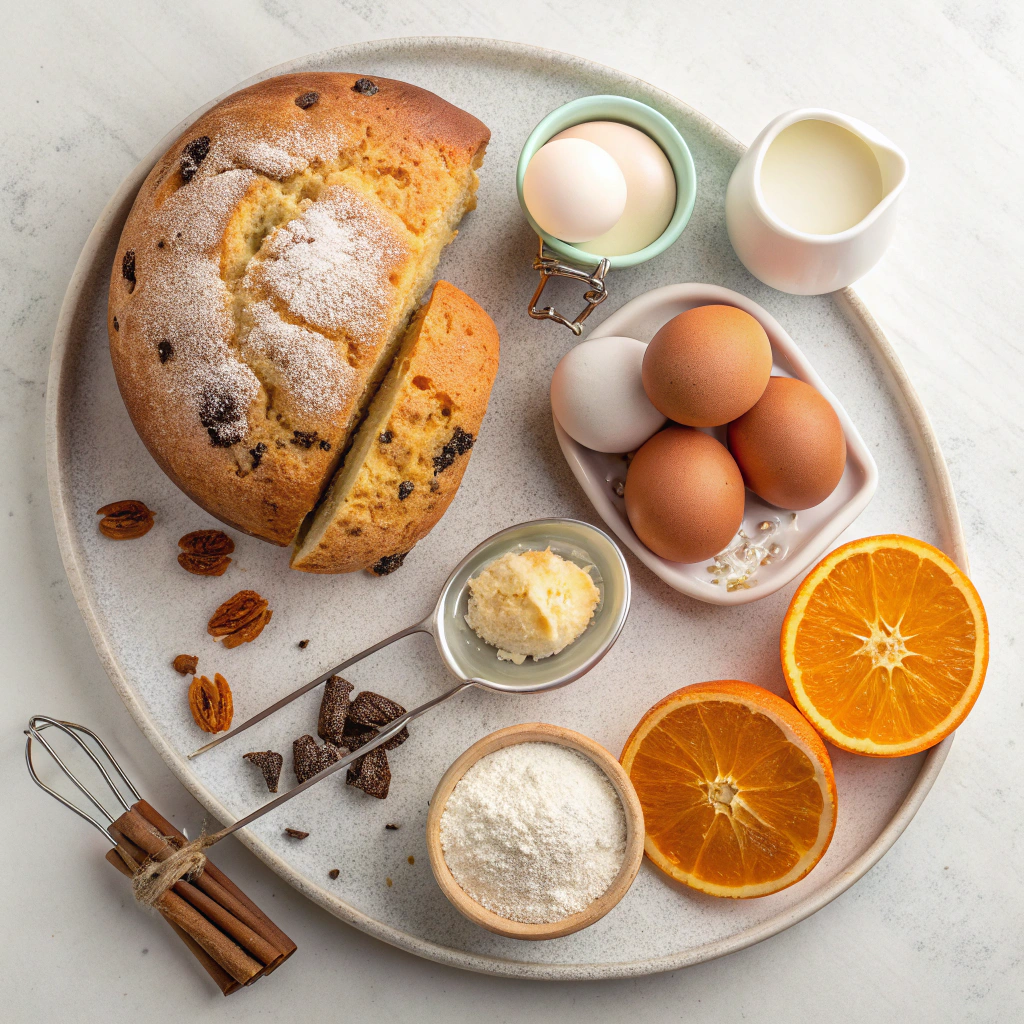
top-left (553, 122), bottom-right (676, 257)
top-left (523, 138), bottom-right (627, 243)
top-left (550, 336), bottom-right (667, 453)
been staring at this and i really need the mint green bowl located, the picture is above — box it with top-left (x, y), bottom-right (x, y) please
top-left (516, 95), bottom-right (697, 270)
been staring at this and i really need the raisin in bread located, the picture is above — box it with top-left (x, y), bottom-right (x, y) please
top-left (291, 281), bottom-right (499, 573)
top-left (108, 73), bottom-right (489, 545)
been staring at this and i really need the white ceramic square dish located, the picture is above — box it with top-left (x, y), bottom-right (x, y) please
top-left (554, 283), bottom-right (879, 605)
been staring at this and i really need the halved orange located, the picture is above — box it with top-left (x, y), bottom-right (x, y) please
top-left (621, 681), bottom-right (837, 898)
top-left (781, 535), bottom-right (988, 757)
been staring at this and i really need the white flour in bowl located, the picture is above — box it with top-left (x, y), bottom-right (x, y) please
top-left (438, 741), bottom-right (627, 924)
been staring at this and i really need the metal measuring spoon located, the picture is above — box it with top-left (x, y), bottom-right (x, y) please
top-left (182, 518), bottom-right (630, 843)
top-left (189, 518), bottom-right (630, 758)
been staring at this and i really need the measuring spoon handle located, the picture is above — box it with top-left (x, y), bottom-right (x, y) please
top-left (187, 617), bottom-right (433, 760)
top-left (209, 680), bottom-right (477, 843)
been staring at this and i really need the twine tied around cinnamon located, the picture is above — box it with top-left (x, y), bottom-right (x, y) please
top-left (129, 832), bottom-right (217, 907)
top-left (25, 718), bottom-right (296, 995)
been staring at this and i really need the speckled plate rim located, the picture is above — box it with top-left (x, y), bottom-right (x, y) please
top-left (45, 36), bottom-right (966, 981)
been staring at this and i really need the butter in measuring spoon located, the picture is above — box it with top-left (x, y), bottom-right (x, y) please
top-left (465, 548), bottom-right (599, 664)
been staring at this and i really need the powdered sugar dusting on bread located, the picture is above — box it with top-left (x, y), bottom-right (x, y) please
top-left (243, 301), bottom-right (357, 419)
top-left (204, 122), bottom-right (353, 180)
top-left (242, 185), bottom-right (407, 343)
top-left (131, 169), bottom-right (261, 435)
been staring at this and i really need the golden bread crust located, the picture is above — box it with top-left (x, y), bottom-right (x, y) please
top-left (291, 281), bottom-right (500, 573)
top-left (108, 73), bottom-right (489, 544)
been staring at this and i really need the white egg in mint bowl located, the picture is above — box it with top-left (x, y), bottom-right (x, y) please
top-left (552, 283), bottom-right (878, 605)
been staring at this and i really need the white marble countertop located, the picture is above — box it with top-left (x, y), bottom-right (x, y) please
top-left (1, 1), bottom-right (1021, 1020)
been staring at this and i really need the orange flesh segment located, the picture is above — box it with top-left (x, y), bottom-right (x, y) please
top-left (629, 698), bottom-right (826, 892)
top-left (790, 542), bottom-right (983, 750)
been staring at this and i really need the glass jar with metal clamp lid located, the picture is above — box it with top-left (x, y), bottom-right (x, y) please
top-left (516, 95), bottom-right (697, 335)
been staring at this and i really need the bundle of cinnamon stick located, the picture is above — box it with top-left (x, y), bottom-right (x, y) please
top-left (105, 800), bottom-right (296, 995)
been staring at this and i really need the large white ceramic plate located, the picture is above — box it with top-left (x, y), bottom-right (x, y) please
top-left (47, 38), bottom-right (966, 980)
top-left (555, 283), bottom-right (879, 605)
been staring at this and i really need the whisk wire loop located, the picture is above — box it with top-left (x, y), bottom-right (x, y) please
top-left (25, 716), bottom-right (142, 843)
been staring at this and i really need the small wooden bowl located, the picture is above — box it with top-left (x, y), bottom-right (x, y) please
top-left (425, 723), bottom-right (645, 940)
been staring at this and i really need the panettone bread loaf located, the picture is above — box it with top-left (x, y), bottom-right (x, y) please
top-left (108, 73), bottom-right (489, 545)
top-left (292, 281), bottom-right (499, 574)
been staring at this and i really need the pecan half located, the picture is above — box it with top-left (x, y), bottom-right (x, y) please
top-left (178, 529), bottom-right (234, 576)
top-left (96, 500), bottom-right (155, 539)
top-left (188, 673), bottom-right (233, 733)
top-left (172, 654), bottom-right (198, 675)
top-left (180, 530), bottom-right (235, 556)
top-left (207, 590), bottom-right (272, 648)
top-left (178, 553), bottom-right (232, 576)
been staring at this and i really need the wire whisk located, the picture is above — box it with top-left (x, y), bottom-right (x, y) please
top-left (25, 716), bottom-right (296, 995)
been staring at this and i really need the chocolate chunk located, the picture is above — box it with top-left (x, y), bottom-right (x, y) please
top-left (157, 240), bottom-right (165, 249)
top-left (328, 868), bottom-right (340, 879)
top-left (112, 316), bottom-right (119, 332)
top-left (200, 390), bottom-right (244, 447)
top-left (352, 78), bottom-right (379, 96)
top-left (341, 724), bottom-right (375, 751)
top-left (295, 90), bottom-right (320, 110)
top-left (378, 430), bottom-right (393, 444)
top-left (249, 441), bottom-right (267, 469)
top-left (293, 734), bottom-right (341, 784)
top-left (397, 481), bottom-right (414, 501)
top-left (349, 690), bottom-right (405, 728)
top-left (347, 746), bottom-right (390, 799)
top-left (290, 430), bottom-right (319, 449)
top-left (371, 552), bottom-right (407, 576)
top-left (180, 136), bottom-right (211, 183)
top-left (432, 426), bottom-right (474, 474)
top-left (122, 250), bottom-right (136, 292)
top-left (342, 722), bottom-right (408, 753)
top-left (317, 676), bottom-right (354, 745)
top-left (298, 638), bottom-right (310, 649)
top-left (319, 439), bottom-right (332, 451)
top-left (347, 691), bottom-right (408, 749)
top-left (243, 750), bottom-right (283, 793)
top-left (157, 339), bottom-right (173, 363)
top-left (284, 828), bottom-right (309, 839)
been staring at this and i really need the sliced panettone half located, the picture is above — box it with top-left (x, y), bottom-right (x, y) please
top-left (108, 72), bottom-right (489, 546)
top-left (291, 281), bottom-right (499, 573)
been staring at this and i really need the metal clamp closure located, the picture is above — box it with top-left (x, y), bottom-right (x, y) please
top-left (528, 239), bottom-right (611, 335)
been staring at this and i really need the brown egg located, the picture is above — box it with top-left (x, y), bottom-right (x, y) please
top-left (624, 426), bottom-right (745, 563)
top-left (727, 377), bottom-right (847, 510)
top-left (642, 305), bottom-right (773, 427)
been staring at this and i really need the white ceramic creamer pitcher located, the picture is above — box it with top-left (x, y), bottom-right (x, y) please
top-left (726, 108), bottom-right (908, 294)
